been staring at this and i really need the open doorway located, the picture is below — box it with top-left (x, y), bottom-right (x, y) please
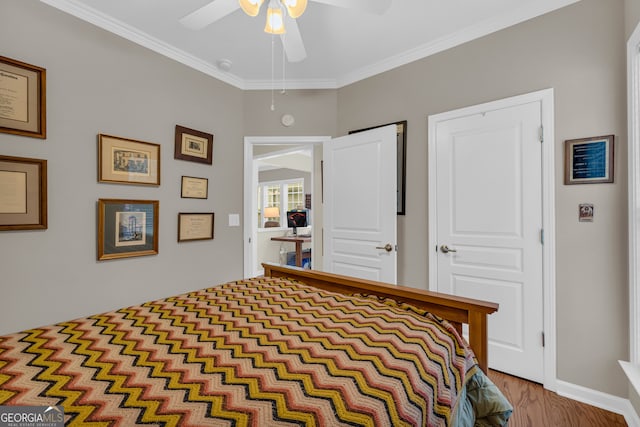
top-left (243, 136), bottom-right (327, 278)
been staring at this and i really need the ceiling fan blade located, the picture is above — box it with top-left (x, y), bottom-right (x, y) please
top-left (180, 0), bottom-right (240, 30)
top-left (311, 0), bottom-right (392, 15)
top-left (280, 16), bottom-right (307, 62)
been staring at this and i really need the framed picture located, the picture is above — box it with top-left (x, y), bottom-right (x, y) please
top-left (174, 125), bottom-right (214, 165)
top-left (98, 134), bottom-right (160, 186)
top-left (0, 56), bottom-right (46, 139)
top-left (178, 212), bottom-right (214, 242)
top-left (0, 155), bottom-right (47, 230)
top-left (564, 135), bottom-right (614, 184)
top-left (181, 176), bottom-right (208, 199)
top-left (97, 199), bottom-right (159, 260)
top-left (349, 120), bottom-right (407, 215)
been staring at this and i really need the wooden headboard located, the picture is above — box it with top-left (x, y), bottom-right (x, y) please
top-left (262, 263), bottom-right (498, 373)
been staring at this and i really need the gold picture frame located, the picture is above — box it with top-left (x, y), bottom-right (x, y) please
top-left (0, 55), bottom-right (46, 139)
top-left (174, 125), bottom-right (213, 165)
top-left (178, 212), bottom-right (214, 242)
top-left (97, 199), bottom-right (159, 260)
top-left (98, 134), bottom-right (161, 186)
top-left (0, 155), bottom-right (47, 230)
top-left (181, 176), bottom-right (208, 199)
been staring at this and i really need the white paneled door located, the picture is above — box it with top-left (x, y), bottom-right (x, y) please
top-left (323, 125), bottom-right (397, 284)
top-left (433, 101), bottom-right (544, 382)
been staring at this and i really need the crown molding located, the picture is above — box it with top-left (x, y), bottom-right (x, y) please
top-left (40, 0), bottom-right (580, 90)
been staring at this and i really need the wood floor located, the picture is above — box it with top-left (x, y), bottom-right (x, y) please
top-left (488, 370), bottom-right (627, 427)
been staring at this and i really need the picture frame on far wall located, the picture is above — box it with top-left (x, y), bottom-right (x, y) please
top-left (0, 155), bottom-right (47, 231)
top-left (564, 134), bottom-right (614, 185)
top-left (174, 125), bottom-right (214, 165)
top-left (97, 199), bottom-right (159, 261)
top-left (0, 55), bottom-right (46, 139)
top-left (98, 134), bottom-right (161, 186)
top-left (181, 176), bottom-right (208, 199)
top-left (349, 120), bottom-right (407, 215)
top-left (178, 212), bottom-right (214, 242)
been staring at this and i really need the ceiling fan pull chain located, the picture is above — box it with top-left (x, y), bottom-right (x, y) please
top-left (271, 34), bottom-right (276, 111)
top-left (281, 33), bottom-right (286, 94)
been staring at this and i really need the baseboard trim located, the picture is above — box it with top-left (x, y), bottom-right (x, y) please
top-left (556, 380), bottom-right (640, 427)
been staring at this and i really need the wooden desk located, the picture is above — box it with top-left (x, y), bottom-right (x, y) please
top-left (271, 235), bottom-right (311, 267)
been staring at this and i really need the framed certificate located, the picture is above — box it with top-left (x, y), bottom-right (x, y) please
top-left (0, 56), bottom-right (46, 139)
top-left (0, 155), bottom-right (47, 230)
top-left (178, 212), bottom-right (214, 242)
top-left (181, 176), bottom-right (208, 199)
top-left (564, 135), bottom-right (614, 184)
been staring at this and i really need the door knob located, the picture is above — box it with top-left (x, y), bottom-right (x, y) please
top-left (440, 245), bottom-right (457, 253)
top-left (376, 243), bottom-right (393, 252)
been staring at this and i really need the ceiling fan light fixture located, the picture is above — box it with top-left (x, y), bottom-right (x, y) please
top-left (283, 0), bottom-right (307, 19)
top-left (264, 6), bottom-right (286, 34)
top-left (239, 0), bottom-right (264, 17)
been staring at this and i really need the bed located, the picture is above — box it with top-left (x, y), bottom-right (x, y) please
top-left (0, 264), bottom-right (512, 426)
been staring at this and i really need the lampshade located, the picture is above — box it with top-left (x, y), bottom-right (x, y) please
top-left (264, 6), bottom-right (285, 34)
top-left (239, 0), bottom-right (264, 17)
top-left (263, 206), bottom-right (280, 218)
top-left (283, 0), bottom-right (307, 19)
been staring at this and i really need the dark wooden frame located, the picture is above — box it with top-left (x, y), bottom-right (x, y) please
top-left (97, 199), bottom-right (159, 260)
top-left (0, 56), bottom-right (46, 139)
top-left (180, 176), bottom-right (208, 199)
top-left (98, 134), bottom-right (161, 186)
top-left (0, 155), bottom-right (47, 230)
top-left (262, 263), bottom-right (498, 373)
top-left (178, 212), bottom-right (214, 242)
top-left (174, 125), bottom-right (214, 165)
top-left (349, 120), bottom-right (407, 215)
top-left (564, 134), bottom-right (614, 184)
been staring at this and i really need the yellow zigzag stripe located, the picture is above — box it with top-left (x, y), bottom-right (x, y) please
top-left (222, 298), bottom-right (419, 425)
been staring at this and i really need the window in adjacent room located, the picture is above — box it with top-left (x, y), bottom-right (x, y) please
top-left (258, 179), bottom-right (304, 228)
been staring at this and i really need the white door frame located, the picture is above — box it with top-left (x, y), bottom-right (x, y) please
top-left (243, 136), bottom-right (328, 278)
top-left (427, 88), bottom-right (557, 391)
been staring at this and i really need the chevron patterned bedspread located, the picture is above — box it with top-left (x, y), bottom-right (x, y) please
top-left (0, 276), bottom-right (483, 426)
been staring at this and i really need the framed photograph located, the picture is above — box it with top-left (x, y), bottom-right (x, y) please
top-left (97, 199), bottom-right (159, 260)
top-left (0, 155), bottom-right (47, 230)
top-left (350, 120), bottom-right (407, 215)
top-left (178, 212), bottom-right (214, 242)
top-left (181, 176), bottom-right (208, 199)
top-left (174, 125), bottom-right (214, 165)
top-left (0, 56), bottom-right (46, 139)
top-left (564, 135), bottom-right (614, 184)
top-left (98, 134), bottom-right (160, 186)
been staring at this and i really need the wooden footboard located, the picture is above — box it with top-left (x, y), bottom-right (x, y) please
top-left (262, 263), bottom-right (498, 373)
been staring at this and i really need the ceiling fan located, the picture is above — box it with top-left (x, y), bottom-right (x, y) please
top-left (180, 0), bottom-right (392, 63)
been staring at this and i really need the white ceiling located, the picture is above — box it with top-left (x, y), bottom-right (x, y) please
top-left (41, 0), bottom-right (579, 90)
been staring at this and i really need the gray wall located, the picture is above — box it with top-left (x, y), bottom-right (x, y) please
top-left (0, 1), bottom-right (246, 334)
top-left (0, 0), bottom-right (632, 400)
top-left (337, 0), bottom-right (628, 397)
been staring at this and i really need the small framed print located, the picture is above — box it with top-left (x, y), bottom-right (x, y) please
top-left (0, 155), bottom-right (47, 230)
top-left (178, 212), bottom-right (214, 242)
top-left (564, 135), bottom-right (614, 184)
top-left (174, 125), bottom-right (213, 165)
top-left (0, 56), bottom-right (46, 139)
top-left (97, 199), bottom-right (159, 260)
top-left (181, 176), bottom-right (208, 199)
top-left (98, 134), bottom-right (161, 186)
